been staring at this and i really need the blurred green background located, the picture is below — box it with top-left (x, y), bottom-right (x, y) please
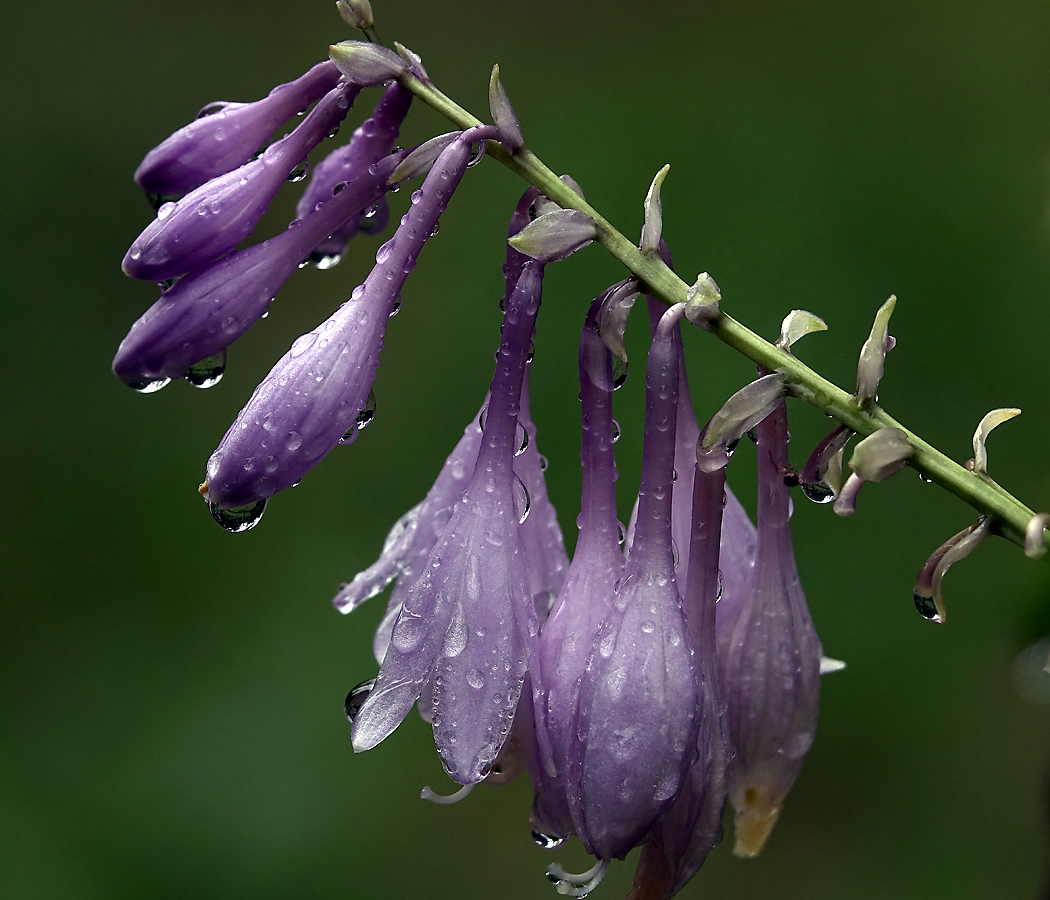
top-left (4, 0), bottom-right (1050, 897)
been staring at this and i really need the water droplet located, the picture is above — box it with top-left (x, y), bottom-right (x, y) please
top-left (310, 250), bottom-right (343, 270)
top-left (145, 191), bottom-right (180, 211)
top-left (429, 221), bottom-right (440, 237)
top-left (361, 202), bottom-right (379, 219)
top-left (531, 831), bottom-right (566, 850)
top-left (715, 569), bottom-right (723, 602)
top-left (339, 426), bottom-right (358, 445)
top-left (514, 422), bottom-right (529, 456)
top-left (207, 498), bottom-right (267, 533)
top-left (538, 455), bottom-right (549, 471)
top-left (356, 391), bottom-right (377, 430)
top-left (913, 593), bottom-right (943, 623)
top-left (746, 428), bottom-right (758, 444)
top-left (611, 419), bottom-right (621, 443)
top-left (345, 678), bottom-right (376, 722)
top-left (389, 182), bottom-right (400, 193)
top-left (129, 376), bottom-right (171, 394)
top-left (617, 522), bottom-right (626, 546)
top-left (196, 101), bottom-right (228, 118)
top-left (800, 481), bottom-right (836, 504)
top-left (156, 201), bottom-right (176, 220)
top-left (327, 124), bottom-right (340, 139)
top-left (410, 189), bottom-right (423, 205)
top-left (467, 141), bottom-right (485, 167)
top-left (514, 474), bottom-right (531, 524)
top-left (611, 357), bottom-right (628, 390)
top-left (389, 297), bottom-right (401, 317)
top-left (284, 431), bottom-right (303, 452)
top-left (297, 258), bottom-right (310, 269)
top-left (466, 668), bottom-right (485, 690)
top-left (287, 160), bottom-right (309, 183)
top-left (918, 473), bottom-right (933, 484)
top-left (184, 349), bottom-right (227, 389)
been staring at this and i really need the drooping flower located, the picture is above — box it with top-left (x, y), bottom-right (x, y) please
top-left (295, 81), bottom-right (413, 268)
top-left (350, 261), bottom-right (546, 784)
top-left (716, 398), bottom-right (822, 857)
top-left (123, 80), bottom-right (361, 283)
top-left (134, 61), bottom-right (341, 198)
top-left (200, 124), bottom-right (500, 520)
top-left (112, 152), bottom-right (405, 392)
top-left (564, 303), bottom-right (700, 870)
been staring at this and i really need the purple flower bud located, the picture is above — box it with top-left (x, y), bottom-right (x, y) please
top-left (123, 81), bottom-right (360, 282)
top-left (716, 400), bottom-right (822, 857)
top-left (112, 154), bottom-right (403, 391)
top-left (351, 261), bottom-right (546, 784)
top-left (135, 61), bottom-right (341, 197)
top-left (533, 287), bottom-right (627, 844)
top-left (488, 64), bottom-right (524, 152)
top-left (329, 41), bottom-right (407, 84)
top-left (296, 82), bottom-right (413, 267)
top-left (336, 0), bottom-right (374, 30)
top-left (567, 304), bottom-right (700, 862)
top-left (202, 125), bottom-right (500, 515)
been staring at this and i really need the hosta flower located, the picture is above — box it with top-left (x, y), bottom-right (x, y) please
top-left (296, 81), bottom-right (413, 268)
top-left (351, 261), bottom-right (546, 784)
top-left (134, 61), bottom-right (341, 198)
top-left (716, 398), bottom-right (822, 857)
top-left (564, 303), bottom-right (699, 873)
top-left (123, 80), bottom-right (360, 283)
top-left (112, 152), bottom-right (404, 392)
top-left (200, 124), bottom-right (500, 517)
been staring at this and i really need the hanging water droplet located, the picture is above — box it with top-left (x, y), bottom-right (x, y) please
top-left (145, 191), bottom-right (180, 211)
top-left (800, 481), bottom-right (836, 504)
top-left (611, 357), bottom-right (628, 390)
top-left (918, 473), bottom-right (933, 484)
top-left (157, 277), bottom-right (179, 291)
top-left (499, 296), bottom-right (507, 311)
top-left (611, 419), bottom-right (621, 443)
top-left (345, 678), bottom-right (376, 722)
top-left (196, 101), bottom-right (228, 119)
top-left (287, 159), bottom-right (309, 183)
top-left (538, 455), bottom-right (549, 472)
top-left (310, 250), bottom-right (343, 270)
top-left (339, 426), bottom-right (358, 445)
top-left (715, 569), bottom-right (723, 602)
top-left (261, 310), bottom-right (269, 319)
top-left (478, 406), bottom-right (488, 431)
top-left (525, 341), bottom-right (535, 364)
top-left (327, 124), bottom-right (340, 139)
top-left (467, 141), bottom-right (485, 167)
top-left (156, 201), bottom-right (176, 220)
top-left (531, 831), bottom-right (566, 850)
top-left (429, 221), bottom-right (440, 237)
top-left (361, 202), bottom-right (379, 219)
top-left (389, 297), bottom-right (401, 317)
top-left (514, 422), bottom-right (529, 456)
top-left (298, 258), bottom-right (311, 269)
top-left (913, 593), bottom-right (943, 623)
top-left (129, 376), bottom-right (171, 394)
top-left (514, 474), bottom-right (531, 524)
top-left (356, 390), bottom-right (377, 430)
top-left (184, 349), bottom-right (227, 389)
top-left (208, 497), bottom-right (267, 533)
top-left (389, 182), bottom-right (400, 193)
top-left (725, 438), bottom-right (740, 457)
top-left (617, 522), bottom-right (626, 546)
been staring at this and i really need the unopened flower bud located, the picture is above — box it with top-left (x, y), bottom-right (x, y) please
top-left (1025, 513), bottom-right (1049, 559)
top-left (855, 295), bottom-right (896, 404)
top-left (639, 164), bottom-right (670, 254)
top-left (336, 0), bottom-right (373, 29)
top-left (394, 42), bottom-right (430, 82)
top-left (533, 175), bottom-right (586, 218)
top-left (489, 65), bottom-right (524, 152)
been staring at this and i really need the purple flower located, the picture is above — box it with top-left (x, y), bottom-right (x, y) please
top-left (350, 261), bottom-right (546, 784)
top-left (716, 399), bottom-right (822, 857)
top-left (201, 124), bottom-right (500, 519)
top-left (565, 303), bottom-right (700, 865)
top-left (533, 286), bottom-right (626, 846)
top-left (296, 82), bottom-right (414, 268)
top-left (123, 81), bottom-right (360, 283)
top-left (135, 61), bottom-right (341, 198)
top-left (112, 153), bottom-right (404, 392)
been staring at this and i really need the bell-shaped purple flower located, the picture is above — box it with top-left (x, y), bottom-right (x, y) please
top-left (350, 261), bottom-right (545, 784)
top-left (112, 153), bottom-right (404, 392)
top-left (123, 81), bottom-right (360, 283)
top-left (134, 61), bottom-right (341, 198)
top-left (532, 287), bottom-right (626, 846)
top-left (296, 82), bottom-right (413, 267)
top-left (716, 399), bottom-right (822, 857)
top-left (201, 125), bottom-right (500, 517)
top-left (566, 304), bottom-right (700, 864)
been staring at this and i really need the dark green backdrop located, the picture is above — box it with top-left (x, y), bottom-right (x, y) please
top-left (5, 1), bottom-right (1050, 897)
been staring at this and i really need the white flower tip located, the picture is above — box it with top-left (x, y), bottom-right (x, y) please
top-left (972, 407), bottom-right (1021, 476)
top-left (388, 132), bottom-right (458, 183)
top-left (507, 208), bottom-right (597, 263)
top-left (488, 64), bottom-right (524, 152)
top-left (778, 309), bottom-right (828, 351)
top-left (819, 656), bottom-right (847, 675)
top-left (420, 783), bottom-right (475, 805)
top-left (1026, 513), bottom-right (1050, 559)
top-left (336, 0), bottom-right (374, 30)
top-left (684, 272), bottom-right (721, 325)
top-left (329, 41), bottom-right (406, 85)
top-left (639, 163), bottom-right (670, 254)
top-left (855, 294), bottom-right (898, 403)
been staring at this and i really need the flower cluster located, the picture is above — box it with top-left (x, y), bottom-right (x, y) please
top-left (115, 12), bottom-right (1043, 898)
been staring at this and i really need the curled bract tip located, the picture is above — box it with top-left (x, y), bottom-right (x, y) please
top-left (778, 309), bottom-right (827, 351)
top-left (848, 427), bottom-right (912, 483)
top-left (699, 372), bottom-right (785, 462)
top-left (684, 272), bottom-right (721, 325)
top-left (639, 163), bottom-right (670, 254)
top-left (973, 407), bottom-right (1021, 476)
top-left (489, 64), bottom-right (524, 152)
top-left (596, 278), bottom-right (640, 365)
top-left (732, 798), bottom-right (780, 858)
top-left (856, 294), bottom-right (897, 404)
top-left (389, 132), bottom-right (458, 183)
top-left (1025, 513), bottom-right (1050, 559)
top-left (336, 0), bottom-right (374, 29)
top-left (393, 42), bottom-right (429, 80)
top-left (329, 41), bottom-right (406, 85)
top-left (913, 516), bottom-right (992, 624)
top-left (508, 208), bottom-right (597, 263)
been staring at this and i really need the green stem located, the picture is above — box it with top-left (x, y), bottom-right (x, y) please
top-left (396, 70), bottom-right (1042, 551)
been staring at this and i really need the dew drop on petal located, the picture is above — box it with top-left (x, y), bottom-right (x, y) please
top-left (344, 678), bottom-right (376, 722)
top-left (184, 349), bottom-right (227, 389)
